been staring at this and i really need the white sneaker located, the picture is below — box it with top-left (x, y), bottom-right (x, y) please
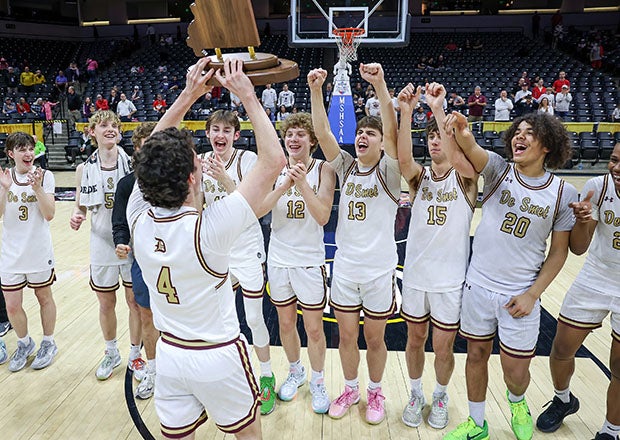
top-left (0, 339), bottom-right (7, 364)
top-left (9, 337), bottom-right (36, 372)
top-left (135, 368), bottom-right (155, 400)
top-left (31, 340), bottom-right (58, 370)
top-left (129, 357), bottom-right (147, 381)
top-left (277, 366), bottom-right (307, 401)
top-left (310, 379), bottom-right (330, 414)
top-left (402, 392), bottom-right (426, 428)
top-left (96, 350), bottom-right (121, 380)
top-left (428, 392), bottom-right (449, 429)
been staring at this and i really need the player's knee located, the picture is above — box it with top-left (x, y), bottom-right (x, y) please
top-left (550, 341), bottom-right (577, 361)
top-left (364, 332), bottom-right (386, 351)
top-left (406, 328), bottom-right (427, 350)
top-left (610, 353), bottom-right (620, 381)
top-left (305, 324), bottom-right (324, 343)
top-left (503, 362), bottom-right (530, 386)
top-left (245, 307), bottom-right (265, 332)
top-left (466, 343), bottom-right (491, 364)
top-left (278, 314), bottom-right (297, 334)
top-left (4, 299), bottom-right (23, 316)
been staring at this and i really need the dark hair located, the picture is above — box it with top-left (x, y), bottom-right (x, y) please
top-left (356, 115), bottom-right (383, 136)
top-left (425, 117), bottom-right (439, 136)
top-left (133, 128), bottom-right (196, 209)
top-left (206, 109), bottom-right (240, 133)
top-left (502, 113), bottom-right (572, 169)
top-left (6, 132), bottom-right (35, 164)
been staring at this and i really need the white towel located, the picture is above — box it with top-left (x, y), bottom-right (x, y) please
top-left (80, 147), bottom-right (131, 211)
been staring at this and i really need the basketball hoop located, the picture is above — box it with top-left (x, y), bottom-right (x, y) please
top-left (333, 27), bottom-right (365, 62)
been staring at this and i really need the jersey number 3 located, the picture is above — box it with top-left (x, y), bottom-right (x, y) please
top-left (157, 266), bottom-right (180, 304)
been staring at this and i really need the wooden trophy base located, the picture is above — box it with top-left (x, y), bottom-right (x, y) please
top-left (203, 52), bottom-right (299, 86)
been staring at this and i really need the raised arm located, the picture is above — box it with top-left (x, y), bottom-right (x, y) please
top-left (360, 63), bottom-right (397, 158)
top-left (153, 57), bottom-right (214, 133)
top-left (215, 59), bottom-right (286, 217)
top-left (30, 167), bottom-right (55, 221)
top-left (426, 83), bottom-right (477, 179)
top-left (308, 69), bottom-right (340, 161)
top-left (396, 83), bottom-right (423, 185)
top-left (444, 110), bottom-right (489, 173)
top-left (568, 190), bottom-right (597, 255)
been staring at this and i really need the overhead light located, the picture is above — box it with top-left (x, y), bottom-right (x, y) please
top-left (127, 18), bottom-right (181, 24)
top-left (81, 20), bottom-right (110, 26)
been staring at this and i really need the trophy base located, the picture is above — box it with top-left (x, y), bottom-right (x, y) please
top-left (204, 52), bottom-right (299, 86)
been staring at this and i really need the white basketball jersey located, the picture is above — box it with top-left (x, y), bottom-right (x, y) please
top-left (573, 174), bottom-right (620, 296)
top-left (201, 149), bottom-right (265, 268)
top-left (403, 167), bottom-right (475, 292)
top-left (467, 153), bottom-right (577, 294)
top-left (330, 151), bottom-right (401, 283)
top-left (268, 159), bottom-right (326, 267)
top-left (90, 167), bottom-right (124, 266)
top-left (133, 193), bottom-right (255, 343)
top-left (0, 167), bottom-right (55, 273)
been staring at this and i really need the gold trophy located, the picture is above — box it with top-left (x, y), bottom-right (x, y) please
top-left (187, 0), bottom-right (299, 86)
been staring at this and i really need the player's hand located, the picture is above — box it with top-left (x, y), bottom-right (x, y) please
top-left (307, 69), bottom-right (328, 91)
top-left (397, 83), bottom-right (421, 114)
top-left (504, 291), bottom-right (537, 318)
top-left (27, 167), bottom-right (43, 191)
top-left (287, 161), bottom-right (308, 188)
top-left (215, 58), bottom-right (253, 100)
top-left (205, 153), bottom-right (234, 189)
top-left (184, 57), bottom-right (214, 99)
top-left (0, 167), bottom-right (11, 190)
top-left (115, 244), bottom-right (131, 259)
top-left (569, 190), bottom-right (594, 223)
top-left (425, 82), bottom-right (447, 110)
top-left (359, 63), bottom-right (385, 86)
top-left (70, 212), bottom-right (86, 230)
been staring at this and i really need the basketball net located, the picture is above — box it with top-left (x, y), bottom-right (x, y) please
top-left (333, 27), bottom-right (364, 69)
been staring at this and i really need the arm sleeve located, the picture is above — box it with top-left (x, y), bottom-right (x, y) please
top-left (112, 174), bottom-right (134, 246)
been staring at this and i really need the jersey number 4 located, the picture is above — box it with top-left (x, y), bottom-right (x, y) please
top-left (157, 266), bottom-right (180, 304)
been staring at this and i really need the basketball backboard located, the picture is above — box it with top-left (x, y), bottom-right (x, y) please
top-left (288, 0), bottom-right (410, 47)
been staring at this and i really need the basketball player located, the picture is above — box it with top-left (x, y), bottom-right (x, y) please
top-left (536, 143), bottom-right (620, 440)
top-left (69, 110), bottom-right (144, 380)
top-left (199, 109), bottom-right (276, 415)
top-left (261, 112), bottom-right (336, 413)
top-left (0, 132), bottom-right (57, 372)
top-left (113, 122), bottom-right (158, 399)
top-left (397, 84), bottom-right (478, 429)
top-left (128, 57), bottom-right (286, 439)
top-left (308, 64), bottom-right (400, 425)
top-left (442, 111), bottom-right (577, 440)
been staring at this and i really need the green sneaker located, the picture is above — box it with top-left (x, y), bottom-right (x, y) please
top-left (443, 416), bottom-right (489, 440)
top-left (259, 374), bottom-right (276, 415)
top-left (507, 391), bottom-right (533, 440)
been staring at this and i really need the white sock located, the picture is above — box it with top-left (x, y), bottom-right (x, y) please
top-left (433, 382), bottom-right (448, 396)
top-left (508, 391), bottom-right (524, 403)
top-left (105, 339), bottom-right (118, 352)
top-left (344, 378), bottom-right (359, 390)
top-left (368, 380), bottom-right (381, 390)
top-left (18, 335), bottom-right (31, 345)
top-left (554, 387), bottom-right (571, 404)
top-left (601, 419), bottom-right (620, 436)
top-left (410, 377), bottom-right (423, 397)
top-left (42, 335), bottom-right (54, 344)
top-left (310, 369), bottom-right (323, 384)
top-left (147, 358), bottom-right (156, 372)
top-left (468, 400), bottom-right (486, 427)
top-left (260, 361), bottom-right (272, 378)
top-left (289, 359), bottom-right (302, 373)
top-left (129, 344), bottom-right (141, 361)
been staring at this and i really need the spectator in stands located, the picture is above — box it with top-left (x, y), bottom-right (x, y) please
top-left (82, 96), bottom-right (94, 121)
top-left (389, 88), bottom-right (400, 118)
top-left (435, 54), bottom-right (445, 69)
top-left (354, 97), bottom-right (366, 120)
top-left (365, 90), bottom-right (381, 117)
top-left (278, 83), bottom-right (295, 112)
top-left (95, 94), bottom-right (109, 111)
top-left (552, 71), bottom-right (570, 93)
top-left (6, 66), bottom-right (18, 94)
top-left (589, 42), bottom-right (603, 69)
top-left (152, 93), bottom-right (167, 117)
top-left (31, 98), bottom-right (43, 119)
top-left (0, 57), bottom-right (8, 71)
top-left (467, 86), bottom-right (486, 122)
top-left (416, 57), bottom-right (428, 70)
top-left (261, 83), bottom-right (277, 114)
top-left (54, 70), bottom-right (68, 95)
top-left (514, 83), bottom-right (533, 105)
top-left (532, 79), bottom-right (545, 101)
top-left (67, 86), bottom-right (82, 131)
top-left (146, 24), bottom-right (156, 45)
top-left (159, 76), bottom-right (170, 93)
top-left (265, 106), bottom-right (276, 123)
top-left (3, 97), bottom-right (17, 115)
top-left (66, 126), bottom-right (93, 165)
top-left (230, 91), bottom-right (244, 116)
top-left (108, 88), bottom-right (119, 113)
top-left (516, 71), bottom-right (531, 88)
top-left (413, 105), bottom-right (428, 128)
top-left (543, 87), bottom-right (555, 107)
top-left (19, 66), bottom-right (35, 93)
top-left (515, 94), bottom-right (538, 117)
top-left (472, 39), bottom-right (483, 50)
top-left (16, 97), bottom-right (31, 116)
top-left (448, 91), bottom-right (466, 113)
top-left (612, 103), bottom-right (620, 123)
top-left (86, 58), bottom-right (98, 82)
top-left (131, 85), bottom-right (143, 103)
top-left (276, 105), bottom-right (290, 122)
top-left (555, 85), bottom-right (572, 119)
top-left (538, 96), bottom-right (554, 116)
top-left (445, 40), bottom-right (458, 51)
top-left (66, 62), bottom-right (80, 90)
top-left (117, 93), bottom-right (137, 122)
top-left (33, 69), bottom-right (46, 85)
top-left (33, 135), bottom-right (47, 169)
top-left (324, 82), bottom-right (333, 107)
top-left (168, 75), bottom-right (180, 92)
top-left (41, 97), bottom-right (57, 121)
top-left (209, 86), bottom-right (222, 108)
top-left (494, 90), bottom-right (514, 121)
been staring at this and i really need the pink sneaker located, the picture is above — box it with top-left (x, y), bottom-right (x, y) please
top-left (328, 385), bottom-right (360, 419)
top-left (366, 387), bottom-right (386, 424)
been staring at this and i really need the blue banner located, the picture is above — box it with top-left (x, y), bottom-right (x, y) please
top-left (327, 77), bottom-right (356, 145)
